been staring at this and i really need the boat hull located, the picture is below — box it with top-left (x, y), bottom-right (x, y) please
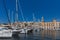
top-left (0, 30), bottom-right (12, 38)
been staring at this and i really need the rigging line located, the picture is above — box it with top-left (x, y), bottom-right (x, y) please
top-left (3, 0), bottom-right (11, 25)
top-left (18, 0), bottom-right (25, 21)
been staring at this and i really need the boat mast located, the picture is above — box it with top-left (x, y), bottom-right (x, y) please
top-left (16, 0), bottom-right (18, 22)
top-left (15, 0), bottom-right (18, 26)
top-left (3, 0), bottom-right (11, 27)
top-left (33, 13), bottom-right (36, 22)
top-left (18, 0), bottom-right (24, 22)
top-left (11, 11), bottom-right (13, 27)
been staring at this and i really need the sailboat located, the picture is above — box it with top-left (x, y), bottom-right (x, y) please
top-left (0, 0), bottom-right (13, 38)
top-left (11, 0), bottom-right (33, 34)
top-left (16, 0), bottom-right (33, 34)
top-left (11, 0), bottom-right (21, 35)
top-left (19, 23), bottom-right (33, 34)
top-left (0, 27), bottom-right (12, 38)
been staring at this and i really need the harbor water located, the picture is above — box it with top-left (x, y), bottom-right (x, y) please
top-left (0, 30), bottom-right (60, 40)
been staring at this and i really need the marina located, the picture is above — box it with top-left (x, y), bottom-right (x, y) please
top-left (0, 0), bottom-right (60, 40)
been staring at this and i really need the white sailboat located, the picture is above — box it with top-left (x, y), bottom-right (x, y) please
top-left (12, 0), bottom-right (33, 34)
top-left (0, 27), bottom-right (12, 37)
top-left (0, 0), bottom-right (13, 38)
top-left (11, 0), bottom-right (22, 35)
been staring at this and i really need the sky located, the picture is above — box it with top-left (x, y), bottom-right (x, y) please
top-left (0, 0), bottom-right (60, 23)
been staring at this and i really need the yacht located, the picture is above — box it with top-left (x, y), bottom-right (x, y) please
top-left (11, 26), bottom-right (21, 35)
top-left (20, 27), bottom-right (33, 34)
top-left (12, 29), bottom-right (21, 35)
top-left (0, 27), bottom-right (12, 38)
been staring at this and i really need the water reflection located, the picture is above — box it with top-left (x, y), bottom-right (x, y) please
top-left (41, 30), bottom-right (56, 40)
top-left (42, 30), bottom-right (60, 40)
top-left (0, 30), bottom-right (60, 40)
